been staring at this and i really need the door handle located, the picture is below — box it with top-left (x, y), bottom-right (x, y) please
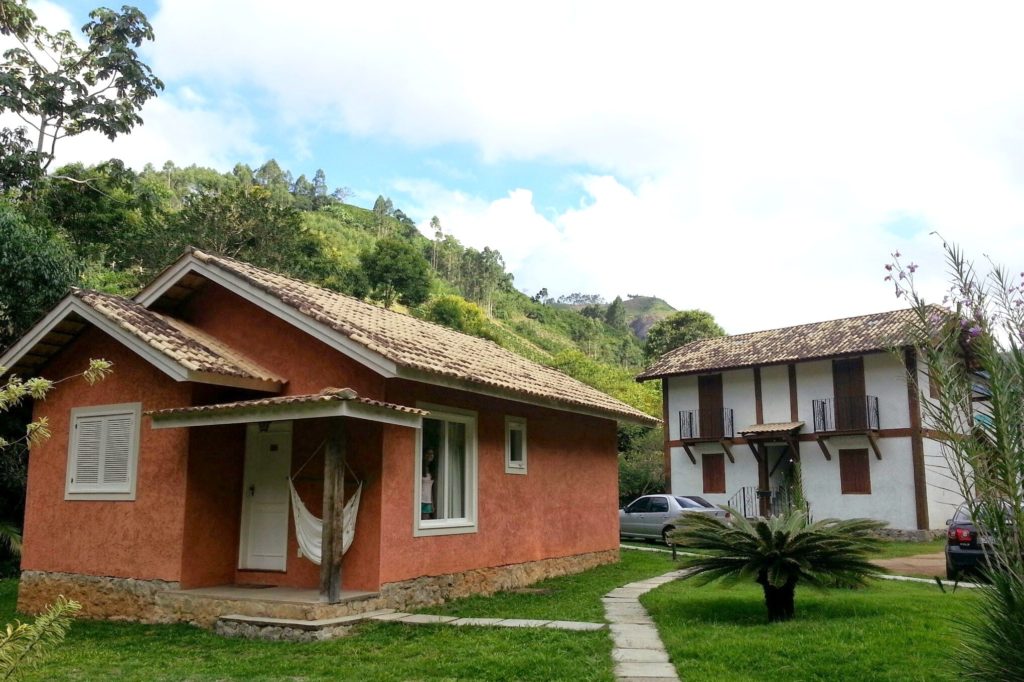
top-left (249, 485), bottom-right (255, 497)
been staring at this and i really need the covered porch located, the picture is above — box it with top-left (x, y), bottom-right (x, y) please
top-left (148, 387), bottom-right (426, 606)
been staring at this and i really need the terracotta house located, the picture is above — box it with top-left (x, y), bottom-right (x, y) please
top-left (2, 248), bottom-right (656, 625)
top-left (637, 309), bottom-right (961, 537)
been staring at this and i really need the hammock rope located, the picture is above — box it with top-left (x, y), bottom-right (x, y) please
top-left (288, 438), bottom-right (362, 566)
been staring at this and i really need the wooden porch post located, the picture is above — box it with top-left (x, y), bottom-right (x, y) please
top-left (757, 442), bottom-right (771, 517)
top-left (320, 418), bottom-right (346, 603)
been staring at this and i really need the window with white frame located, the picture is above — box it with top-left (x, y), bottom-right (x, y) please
top-left (415, 406), bottom-right (477, 536)
top-left (65, 403), bottom-right (141, 501)
top-left (505, 417), bottom-right (527, 474)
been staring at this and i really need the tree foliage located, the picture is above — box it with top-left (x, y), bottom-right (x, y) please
top-left (888, 244), bottom-right (1024, 680)
top-left (643, 309), bottom-right (725, 364)
top-left (0, 1), bottom-right (163, 171)
top-left (359, 238), bottom-right (431, 309)
top-left (669, 510), bottom-right (885, 622)
top-left (0, 595), bottom-right (81, 678)
top-left (0, 206), bottom-right (79, 348)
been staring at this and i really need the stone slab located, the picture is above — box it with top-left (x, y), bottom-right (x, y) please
top-left (397, 614), bottom-right (458, 624)
top-left (612, 633), bottom-right (666, 650)
top-left (218, 609), bottom-right (395, 631)
top-left (613, 648), bottom-right (671, 663)
top-left (607, 614), bottom-right (654, 625)
top-left (614, 661), bottom-right (679, 679)
top-left (370, 612), bottom-right (412, 621)
top-left (449, 618), bottom-right (505, 626)
top-left (495, 618), bottom-right (552, 628)
top-left (610, 623), bottom-right (660, 636)
top-left (544, 620), bottom-right (605, 631)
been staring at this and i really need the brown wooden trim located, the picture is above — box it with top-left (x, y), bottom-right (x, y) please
top-left (719, 439), bottom-right (735, 464)
top-left (756, 443), bottom-right (771, 516)
top-left (866, 431), bottom-right (882, 460)
top-left (661, 380), bottom-right (671, 489)
top-left (904, 348), bottom-right (930, 530)
top-left (815, 436), bottom-right (832, 460)
top-left (668, 428), bottom-right (911, 449)
top-left (747, 441), bottom-right (762, 463)
top-left (788, 364), bottom-right (798, 421)
top-left (753, 367), bottom-right (763, 424)
top-left (681, 442), bottom-right (696, 465)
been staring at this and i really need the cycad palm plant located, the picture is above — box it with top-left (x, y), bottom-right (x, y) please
top-left (669, 509), bottom-right (886, 622)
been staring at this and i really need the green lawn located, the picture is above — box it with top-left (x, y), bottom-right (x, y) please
top-left (421, 549), bottom-right (676, 621)
top-left (642, 578), bottom-right (973, 682)
top-left (0, 579), bottom-right (613, 681)
top-left (1, 548), bottom-right (973, 681)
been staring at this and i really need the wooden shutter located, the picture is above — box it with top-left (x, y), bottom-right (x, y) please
top-left (833, 358), bottom-right (866, 430)
top-left (72, 417), bottom-right (103, 487)
top-left (68, 405), bottom-right (138, 496)
top-left (702, 453), bottom-right (726, 494)
top-left (838, 448), bottom-right (871, 494)
top-left (698, 374), bottom-right (724, 438)
top-left (102, 415), bottom-right (133, 486)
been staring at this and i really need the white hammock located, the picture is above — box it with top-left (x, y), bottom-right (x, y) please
top-left (288, 479), bottom-right (361, 565)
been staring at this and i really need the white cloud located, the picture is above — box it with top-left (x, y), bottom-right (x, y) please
top-left (12, 0), bottom-right (1024, 332)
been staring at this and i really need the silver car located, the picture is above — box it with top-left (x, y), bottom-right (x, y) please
top-left (619, 494), bottom-right (729, 544)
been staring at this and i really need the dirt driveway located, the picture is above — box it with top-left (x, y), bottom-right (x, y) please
top-left (873, 552), bottom-right (945, 577)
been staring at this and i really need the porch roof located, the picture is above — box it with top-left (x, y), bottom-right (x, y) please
top-left (738, 421), bottom-right (805, 437)
top-left (147, 387), bottom-right (427, 429)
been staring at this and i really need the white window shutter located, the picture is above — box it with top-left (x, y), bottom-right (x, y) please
top-left (102, 415), bottom-right (132, 487)
top-left (67, 404), bottom-right (139, 499)
top-left (73, 417), bottom-right (103, 486)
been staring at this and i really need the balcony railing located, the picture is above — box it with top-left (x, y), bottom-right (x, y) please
top-left (679, 408), bottom-right (734, 440)
top-left (811, 395), bottom-right (880, 432)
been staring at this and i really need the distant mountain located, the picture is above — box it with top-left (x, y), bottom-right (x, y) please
top-left (622, 296), bottom-right (676, 340)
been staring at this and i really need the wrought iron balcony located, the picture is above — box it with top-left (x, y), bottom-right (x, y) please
top-left (678, 408), bottom-right (735, 440)
top-left (811, 396), bottom-right (880, 432)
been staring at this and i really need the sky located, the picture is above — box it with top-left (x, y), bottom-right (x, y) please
top-left (14, 1), bottom-right (1024, 334)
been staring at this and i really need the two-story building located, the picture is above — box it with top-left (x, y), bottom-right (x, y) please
top-left (637, 309), bottom-right (960, 535)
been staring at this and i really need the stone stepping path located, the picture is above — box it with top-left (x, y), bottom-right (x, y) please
top-left (368, 611), bottom-right (605, 631)
top-left (603, 570), bottom-right (687, 681)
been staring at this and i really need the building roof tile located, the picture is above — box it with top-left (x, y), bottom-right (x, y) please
top-left (638, 308), bottom-right (924, 380)
top-left (186, 250), bottom-right (657, 425)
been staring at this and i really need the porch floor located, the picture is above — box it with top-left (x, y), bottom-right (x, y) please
top-left (169, 585), bottom-right (378, 605)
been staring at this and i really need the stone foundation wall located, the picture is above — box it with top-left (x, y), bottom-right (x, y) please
top-left (214, 619), bottom-right (353, 642)
top-left (18, 571), bottom-right (180, 623)
top-left (379, 548), bottom-right (618, 610)
top-left (16, 549), bottom-right (619, 628)
top-left (874, 528), bottom-right (945, 542)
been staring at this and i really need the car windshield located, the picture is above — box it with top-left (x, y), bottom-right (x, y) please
top-left (675, 496), bottom-right (714, 509)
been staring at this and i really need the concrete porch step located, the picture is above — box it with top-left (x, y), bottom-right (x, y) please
top-left (215, 609), bottom-right (397, 642)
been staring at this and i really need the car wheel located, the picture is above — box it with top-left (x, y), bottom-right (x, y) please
top-left (945, 556), bottom-right (958, 581)
top-left (662, 526), bottom-right (675, 546)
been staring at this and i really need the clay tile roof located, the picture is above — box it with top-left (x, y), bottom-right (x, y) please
top-left (146, 387), bottom-right (429, 419)
top-left (73, 289), bottom-right (285, 385)
top-left (638, 308), bottom-right (926, 380)
top-left (187, 249), bottom-right (657, 425)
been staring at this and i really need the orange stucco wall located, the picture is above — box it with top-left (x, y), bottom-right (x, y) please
top-left (21, 328), bottom-right (191, 581)
top-left (180, 282), bottom-right (386, 398)
top-left (377, 380), bottom-right (619, 585)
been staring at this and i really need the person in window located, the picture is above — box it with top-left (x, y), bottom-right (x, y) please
top-left (421, 448), bottom-right (435, 519)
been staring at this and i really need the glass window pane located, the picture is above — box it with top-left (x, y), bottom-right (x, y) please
top-left (509, 428), bottom-right (523, 463)
top-left (444, 421), bottom-right (466, 519)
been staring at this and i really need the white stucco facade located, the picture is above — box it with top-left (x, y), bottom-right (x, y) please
top-left (665, 351), bottom-right (961, 531)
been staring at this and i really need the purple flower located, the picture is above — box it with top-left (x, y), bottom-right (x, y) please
top-left (894, 250), bottom-right (902, 258)
top-left (907, 263), bottom-right (918, 273)
top-left (884, 264), bottom-right (893, 272)
top-left (968, 325), bottom-right (982, 337)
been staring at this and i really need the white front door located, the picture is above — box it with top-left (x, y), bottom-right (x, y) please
top-left (238, 421), bottom-right (292, 571)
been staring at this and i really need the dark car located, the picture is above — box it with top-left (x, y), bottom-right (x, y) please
top-left (619, 494), bottom-right (728, 545)
top-left (945, 503), bottom-right (999, 580)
